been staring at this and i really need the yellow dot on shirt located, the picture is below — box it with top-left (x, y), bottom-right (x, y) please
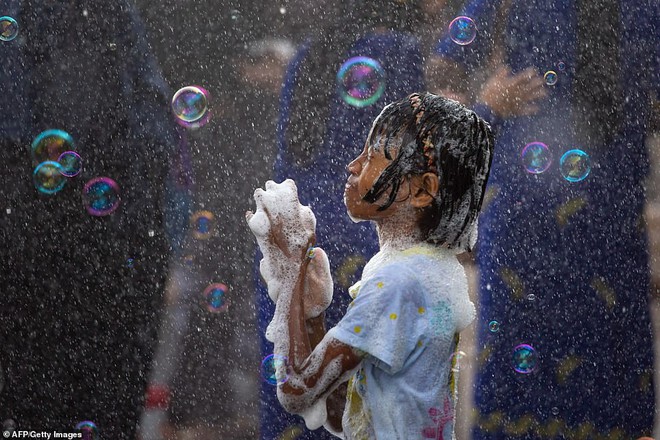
top-left (354, 326), bottom-right (362, 333)
top-left (389, 313), bottom-right (397, 320)
top-left (376, 282), bottom-right (384, 289)
top-left (418, 307), bottom-right (426, 314)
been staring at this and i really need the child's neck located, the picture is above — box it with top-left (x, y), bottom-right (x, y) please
top-left (375, 215), bottom-right (424, 252)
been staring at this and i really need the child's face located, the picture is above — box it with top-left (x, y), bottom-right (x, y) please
top-left (344, 138), bottom-right (401, 221)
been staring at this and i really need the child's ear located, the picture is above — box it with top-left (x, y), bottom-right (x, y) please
top-left (410, 173), bottom-right (439, 209)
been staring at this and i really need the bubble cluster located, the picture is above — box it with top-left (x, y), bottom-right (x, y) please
top-left (171, 86), bottom-right (211, 128)
top-left (34, 161), bottom-right (67, 194)
top-left (512, 344), bottom-right (537, 374)
top-left (31, 129), bottom-right (75, 164)
top-left (488, 320), bottom-right (500, 333)
top-left (0, 16), bottom-right (18, 42)
top-left (58, 151), bottom-right (83, 177)
top-left (83, 177), bottom-right (120, 216)
top-left (336, 56), bottom-right (386, 108)
top-left (75, 421), bottom-right (99, 440)
top-left (521, 142), bottom-right (552, 174)
top-left (261, 354), bottom-right (290, 385)
top-left (190, 210), bottom-right (215, 240)
top-left (203, 283), bottom-right (229, 313)
top-left (448, 16), bottom-right (477, 46)
top-left (544, 70), bottom-right (558, 86)
top-left (560, 149), bottom-right (591, 182)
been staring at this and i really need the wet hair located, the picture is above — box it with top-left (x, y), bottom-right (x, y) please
top-left (363, 92), bottom-right (494, 251)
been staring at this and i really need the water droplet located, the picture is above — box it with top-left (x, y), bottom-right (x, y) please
top-left (448, 16), bottom-right (477, 45)
top-left (279, 6), bottom-right (286, 14)
top-left (148, 230), bottom-right (155, 237)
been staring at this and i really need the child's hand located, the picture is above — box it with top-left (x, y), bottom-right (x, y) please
top-left (303, 246), bottom-right (333, 319)
top-left (478, 65), bottom-right (547, 118)
top-left (246, 180), bottom-right (318, 303)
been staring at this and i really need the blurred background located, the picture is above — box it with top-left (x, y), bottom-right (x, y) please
top-left (0, 0), bottom-right (658, 439)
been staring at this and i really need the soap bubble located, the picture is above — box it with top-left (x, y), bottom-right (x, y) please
top-left (83, 177), bottom-right (120, 216)
top-left (560, 149), bottom-right (591, 182)
top-left (512, 344), bottom-right (537, 374)
top-left (171, 86), bottom-right (211, 127)
top-left (126, 257), bottom-right (135, 268)
top-left (521, 142), bottom-right (552, 174)
top-left (34, 161), bottom-right (67, 194)
top-left (31, 129), bottom-right (75, 164)
top-left (450, 350), bottom-right (467, 373)
top-left (0, 16), bottom-right (18, 41)
top-left (190, 210), bottom-right (215, 240)
top-left (557, 61), bottom-right (566, 71)
top-left (448, 16), bottom-right (477, 46)
top-left (527, 293), bottom-right (536, 302)
top-left (544, 70), bottom-right (558, 86)
top-left (488, 320), bottom-right (500, 333)
top-left (229, 9), bottom-right (240, 21)
top-left (551, 407), bottom-right (559, 416)
top-left (203, 283), bottom-right (229, 313)
top-left (75, 421), bottom-right (99, 440)
top-left (57, 151), bottom-right (83, 177)
top-left (261, 354), bottom-right (290, 385)
top-left (337, 56), bottom-right (386, 108)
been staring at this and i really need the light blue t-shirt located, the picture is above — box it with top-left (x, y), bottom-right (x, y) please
top-left (327, 244), bottom-right (475, 440)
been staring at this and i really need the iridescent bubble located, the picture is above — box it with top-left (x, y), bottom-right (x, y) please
top-left (34, 161), bottom-right (67, 194)
top-left (521, 142), bottom-right (552, 174)
top-left (261, 354), bottom-right (290, 385)
top-left (203, 283), bottom-right (229, 313)
top-left (450, 350), bottom-right (467, 373)
top-left (448, 16), bottom-right (477, 46)
top-left (560, 149), bottom-right (591, 182)
top-left (126, 257), bottom-right (135, 268)
top-left (190, 210), bottom-right (215, 240)
top-left (2, 419), bottom-right (16, 433)
top-left (557, 61), bottom-right (566, 71)
top-left (31, 129), bottom-right (75, 164)
top-left (57, 151), bottom-right (83, 177)
top-left (544, 70), bottom-right (558, 86)
top-left (0, 16), bottom-right (19, 42)
top-left (83, 177), bottom-right (120, 216)
top-left (488, 320), bottom-right (500, 333)
top-left (171, 86), bottom-right (211, 127)
top-left (512, 344), bottom-right (537, 374)
top-left (337, 56), bottom-right (386, 108)
top-left (75, 421), bottom-right (99, 440)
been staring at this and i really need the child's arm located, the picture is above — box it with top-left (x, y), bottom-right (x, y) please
top-left (276, 233), bottom-right (362, 429)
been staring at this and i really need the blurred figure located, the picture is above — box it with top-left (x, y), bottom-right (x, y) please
top-left (432, 0), bottom-right (659, 438)
top-left (0, 0), bottom-right (182, 438)
top-left (133, 4), bottom-right (296, 435)
top-left (255, 1), bottom-right (426, 438)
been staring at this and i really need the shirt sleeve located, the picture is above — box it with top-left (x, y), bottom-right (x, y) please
top-left (330, 265), bottom-right (429, 375)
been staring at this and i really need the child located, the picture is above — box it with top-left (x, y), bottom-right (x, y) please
top-left (246, 92), bottom-right (493, 439)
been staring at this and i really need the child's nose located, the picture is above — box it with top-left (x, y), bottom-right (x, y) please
top-left (346, 158), bottom-right (361, 175)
